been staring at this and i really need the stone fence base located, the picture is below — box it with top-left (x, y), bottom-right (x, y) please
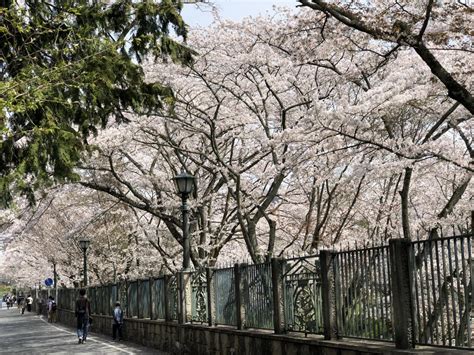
top-left (55, 309), bottom-right (463, 355)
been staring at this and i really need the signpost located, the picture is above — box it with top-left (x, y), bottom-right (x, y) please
top-left (44, 278), bottom-right (53, 287)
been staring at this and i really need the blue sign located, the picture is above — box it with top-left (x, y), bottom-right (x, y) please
top-left (45, 278), bottom-right (53, 287)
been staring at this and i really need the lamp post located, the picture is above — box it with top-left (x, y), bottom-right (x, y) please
top-left (53, 261), bottom-right (57, 288)
top-left (79, 239), bottom-right (90, 286)
top-left (173, 170), bottom-right (195, 270)
top-left (50, 258), bottom-right (57, 289)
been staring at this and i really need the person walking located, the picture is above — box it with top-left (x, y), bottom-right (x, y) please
top-left (37, 296), bottom-right (44, 315)
top-left (47, 296), bottom-right (57, 323)
top-left (26, 295), bottom-right (33, 312)
top-left (75, 289), bottom-right (91, 344)
top-left (20, 297), bottom-right (26, 315)
top-left (16, 295), bottom-right (22, 311)
top-left (112, 302), bottom-right (124, 341)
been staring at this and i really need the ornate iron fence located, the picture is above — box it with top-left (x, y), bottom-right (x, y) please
top-left (42, 233), bottom-right (472, 351)
top-left (191, 268), bottom-right (207, 323)
top-left (283, 255), bottom-right (323, 335)
top-left (168, 275), bottom-right (178, 321)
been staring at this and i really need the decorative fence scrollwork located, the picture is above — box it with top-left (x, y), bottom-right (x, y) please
top-left (191, 268), bottom-right (207, 323)
top-left (168, 275), bottom-right (178, 321)
top-left (283, 255), bottom-right (323, 335)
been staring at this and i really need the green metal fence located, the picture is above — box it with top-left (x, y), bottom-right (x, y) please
top-left (168, 275), bottom-right (178, 321)
top-left (412, 235), bottom-right (472, 348)
top-left (334, 245), bottom-right (393, 341)
top-left (48, 234), bottom-right (472, 351)
top-left (139, 280), bottom-right (150, 319)
top-left (191, 268), bottom-right (207, 323)
top-left (242, 263), bottom-right (273, 329)
top-left (214, 266), bottom-right (236, 326)
top-left (152, 277), bottom-right (166, 320)
top-left (283, 255), bottom-right (323, 335)
top-left (128, 281), bottom-right (138, 318)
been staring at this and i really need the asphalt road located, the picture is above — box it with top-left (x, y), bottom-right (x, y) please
top-left (0, 303), bottom-right (167, 354)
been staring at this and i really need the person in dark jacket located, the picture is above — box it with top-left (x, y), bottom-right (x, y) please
top-left (112, 301), bottom-right (124, 341)
top-left (75, 289), bottom-right (91, 344)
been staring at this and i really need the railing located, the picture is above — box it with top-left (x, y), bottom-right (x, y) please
top-left (241, 263), bottom-right (273, 329)
top-left (191, 268), bottom-right (207, 323)
top-left (283, 255), bottom-right (323, 335)
top-left (49, 233), bottom-right (472, 350)
top-left (335, 245), bottom-right (392, 341)
top-left (152, 277), bottom-right (166, 320)
top-left (412, 235), bottom-right (472, 348)
top-left (214, 266), bottom-right (236, 326)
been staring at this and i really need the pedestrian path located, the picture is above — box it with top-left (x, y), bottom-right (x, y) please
top-left (0, 308), bottom-right (167, 354)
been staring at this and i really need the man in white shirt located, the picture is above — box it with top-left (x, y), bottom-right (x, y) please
top-left (26, 295), bottom-right (33, 312)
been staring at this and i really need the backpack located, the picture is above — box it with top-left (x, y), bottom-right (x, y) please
top-left (51, 301), bottom-right (57, 311)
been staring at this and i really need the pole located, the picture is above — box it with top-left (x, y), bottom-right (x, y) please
top-left (53, 262), bottom-right (57, 289)
top-left (389, 239), bottom-right (415, 349)
top-left (320, 250), bottom-right (338, 340)
top-left (83, 249), bottom-right (88, 287)
top-left (182, 193), bottom-right (190, 270)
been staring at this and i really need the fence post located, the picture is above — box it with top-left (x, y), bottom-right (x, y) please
top-left (271, 258), bottom-right (286, 334)
top-left (234, 263), bottom-right (245, 330)
top-left (320, 250), bottom-right (338, 340)
top-left (184, 271), bottom-right (193, 323)
top-left (164, 275), bottom-right (171, 322)
top-left (177, 271), bottom-right (193, 324)
top-left (177, 272), bottom-right (184, 324)
top-left (389, 238), bottom-right (415, 349)
top-left (206, 267), bottom-right (215, 326)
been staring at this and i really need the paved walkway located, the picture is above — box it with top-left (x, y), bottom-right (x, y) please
top-left (0, 304), bottom-right (166, 354)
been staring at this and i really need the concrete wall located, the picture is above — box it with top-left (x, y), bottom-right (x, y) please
top-left (55, 309), bottom-right (464, 355)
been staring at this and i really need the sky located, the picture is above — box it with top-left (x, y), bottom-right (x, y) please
top-left (182, 0), bottom-right (298, 27)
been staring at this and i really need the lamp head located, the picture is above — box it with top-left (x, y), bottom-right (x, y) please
top-left (79, 239), bottom-right (90, 251)
top-left (173, 170), bottom-right (195, 196)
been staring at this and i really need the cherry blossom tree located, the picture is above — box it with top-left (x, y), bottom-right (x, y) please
top-left (298, 0), bottom-right (474, 115)
top-left (2, 6), bottom-right (471, 281)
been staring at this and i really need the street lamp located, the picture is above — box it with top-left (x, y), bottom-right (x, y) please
top-left (79, 239), bottom-right (90, 286)
top-left (173, 170), bottom-right (195, 270)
